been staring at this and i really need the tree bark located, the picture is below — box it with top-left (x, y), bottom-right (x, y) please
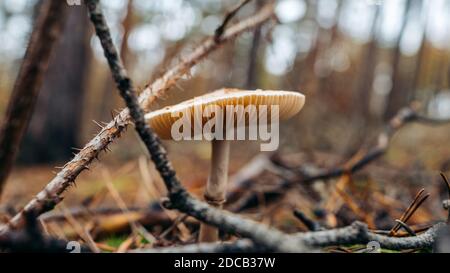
top-left (353, 5), bottom-right (381, 120)
top-left (0, 0), bottom-right (68, 195)
top-left (384, 0), bottom-right (414, 120)
top-left (19, 4), bottom-right (91, 164)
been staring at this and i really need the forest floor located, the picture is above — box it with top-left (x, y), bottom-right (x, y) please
top-left (2, 124), bottom-right (450, 252)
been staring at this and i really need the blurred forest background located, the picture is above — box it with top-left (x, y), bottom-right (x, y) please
top-left (1, 0), bottom-right (450, 247)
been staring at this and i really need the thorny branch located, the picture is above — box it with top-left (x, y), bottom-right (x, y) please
top-left (1, 1), bottom-right (276, 232)
top-left (84, 0), bottom-right (310, 253)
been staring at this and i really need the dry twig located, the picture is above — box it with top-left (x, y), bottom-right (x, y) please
top-left (0, 211), bottom-right (89, 253)
top-left (228, 105), bottom-right (450, 212)
top-left (293, 209), bottom-right (322, 231)
top-left (297, 106), bottom-right (450, 184)
top-left (215, 0), bottom-right (253, 42)
top-left (132, 221), bottom-right (446, 253)
top-left (389, 188), bottom-right (430, 236)
top-left (441, 173), bottom-right (450, 223)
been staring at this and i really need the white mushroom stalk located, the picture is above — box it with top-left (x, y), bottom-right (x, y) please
top-left (199, 139), bottom-right (230, 242)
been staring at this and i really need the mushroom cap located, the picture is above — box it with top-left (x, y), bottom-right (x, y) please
top-left (145, 88), bottom-right (305, 140)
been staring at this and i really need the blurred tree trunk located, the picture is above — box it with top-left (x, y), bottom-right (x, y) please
top-left (384, 0), bottom-right (413, 120)
top-left (245, 23), bottom-right (261, 89)
top-left (293, 0), bottom-right (318, 92)
top-left (319, 0), bottom-right (344, 109)
top-left (245, 0), bottom-right (263, 89)
top-left (98, 0), bottom-right (135, 121)
top-left (18, 4), bottom-right (91, 164)
top-left (0, 0), bottom-right (68, 193)
top-left (344, 4), bottom-right (382, 156)
top-left (411, 32), bottom-right (427, 98)
top-left (410, 1), bottom-right (431, 101)
top-left (353, 5), bottom-right (381, 120)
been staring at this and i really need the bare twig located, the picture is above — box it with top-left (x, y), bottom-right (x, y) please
top-left (229, 105), bottom-right (450, 212)
top-left (293, 209), bottom-right (322, 231)
top-left (298, 106), bottom-right (450, 184)
top-left (1, 2), bottom-right (275, 232)
top-left (0, 1), bottom-right (68, 195)
top-left (389, 188), bottom-right (429, 236)
top-left (40, 206), bottom-right (152, 222)
top-left (0, 211), bottom-right (90, 253)
top-left (295, 221), bottom-right (445, 251)
top-left (84, 0), bottom-right (307, 253)
top-left (365, 223), bottom-right (444, 250)
top-left (440, 173), bottom-right (450, 223)
top-left (158, 214), bottom-right (188, 239)
top-left (394, 220), bottom-right (417, 236)
top-left (215, 0), bottom-right (253, 42)
top-left (130, 239), bottom-right (265, 253)
top-left (132, 221), bottom-right (446, 253)
top-left (163, 196), bottom-right (313, 252)
top-left (101, 169), bottom-right (156, 244)
top-left (59, 204), bottom-right (100, 252)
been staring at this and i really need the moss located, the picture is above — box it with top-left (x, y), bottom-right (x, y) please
top-left (103, 234), bottom-right (129, 248)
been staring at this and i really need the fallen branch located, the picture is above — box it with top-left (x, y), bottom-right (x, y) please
top-left (365, 223), bottom-right (445, 250)
top-left (440, 173), bottom-right (450, 223)
top-left (293, 209), bottom-right (322, 231)
top-left (40, 205), bottom-right (175, 240)
top-left (227, 105), bottom-right (450, 212)
top-left (296, 221), bottom-right (445, 250)
top-left (0, 228), bottom-right (74, 253)
top-left (0, 1), bottom-right (68, 195)
top-left (40, 206), bottom-right (153, 222)
top-left (131, 221), bottom-right (446, 253)
top-left (163, 195), bottom-right (312, 252)
top-left (0, 211), bottom-right (90, 253)
top-left (130, 239), bottom-right (265, 253)
top-left (1, 1), bottom-right (275, 232)
top-left (296, 105), bottom-right (450, 184)
top-left (389, 188), bottom-right (430, 236)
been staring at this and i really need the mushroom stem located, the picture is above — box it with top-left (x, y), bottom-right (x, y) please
top-left (199, 139), bottom-right (230, 242)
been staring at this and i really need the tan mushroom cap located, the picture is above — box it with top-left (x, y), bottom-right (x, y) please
top-left (145, 88), bottom-right (305, 139)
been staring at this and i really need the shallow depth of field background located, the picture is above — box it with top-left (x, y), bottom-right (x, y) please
top-left (0, 0), bottom-right (450, 243)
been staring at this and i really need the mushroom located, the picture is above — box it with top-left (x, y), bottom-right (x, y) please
top-left (145, 88), bottom-right (305, 242)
